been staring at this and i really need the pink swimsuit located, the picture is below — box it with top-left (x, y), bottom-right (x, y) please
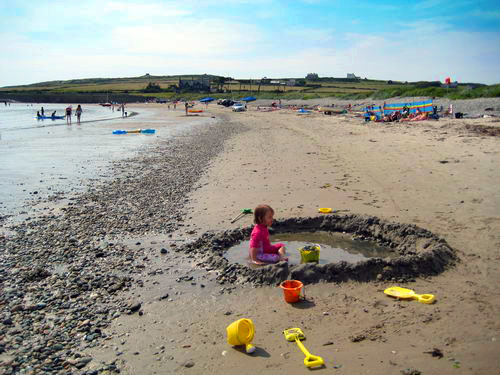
top-left (249, 224), bottom-right (284, 263)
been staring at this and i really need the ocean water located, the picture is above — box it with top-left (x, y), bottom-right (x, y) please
top-left (0, 103), bottom-right (167, 217)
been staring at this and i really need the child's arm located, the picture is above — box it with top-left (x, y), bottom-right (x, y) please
top-left (249, 247), bottom-right (265, 265)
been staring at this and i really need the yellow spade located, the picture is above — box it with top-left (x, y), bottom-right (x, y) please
top-left (384, 286), bottom-right (436, 304)
top-left (283, 328), bottom-right (325, 368)
top-left (318, 208), bottom-right (332, 214)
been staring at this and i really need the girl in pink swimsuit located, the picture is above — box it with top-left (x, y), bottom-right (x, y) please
top-left (249, 205), bottom-right (288, 264)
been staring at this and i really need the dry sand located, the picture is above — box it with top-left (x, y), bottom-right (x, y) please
top-left (84, 102), bottom-right (500, 374)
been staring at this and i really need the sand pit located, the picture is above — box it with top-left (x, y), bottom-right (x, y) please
top-left (174, 214), bottom-right (457, 285)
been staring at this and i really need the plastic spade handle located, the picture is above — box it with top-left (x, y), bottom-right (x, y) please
top-left (295, 338), bottom-right (325, 368)
top-left (416, 294), bottom-right (435, 304)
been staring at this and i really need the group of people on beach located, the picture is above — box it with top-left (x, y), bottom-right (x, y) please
top-left (36, 105), bottom-right (83, 124)
top-left (65, 105), bottom-right (83, 124)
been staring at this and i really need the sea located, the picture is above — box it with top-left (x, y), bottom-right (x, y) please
top-left (0, 103), bottom-right (169, 218)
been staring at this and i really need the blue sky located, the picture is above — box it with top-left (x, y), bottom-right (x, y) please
top-left (1, 0), bottom-right (499, 86)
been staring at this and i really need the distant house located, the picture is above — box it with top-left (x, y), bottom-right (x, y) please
top-left (178, 76), bottom-right (211, 91)
top-left (287, 79), bottom-right (296, 86)
top-left (347, 73), bottom-right (359, 79)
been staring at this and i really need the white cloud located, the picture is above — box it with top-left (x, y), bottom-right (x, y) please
top-left (110, 19), bottom-right (262, 57)
top-left (103, 1), bottom-right (191, 19)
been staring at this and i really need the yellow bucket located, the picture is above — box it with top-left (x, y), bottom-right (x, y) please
top-left (299, 244), bottom-right (321, 263)
top-left (226, 318), bottom-right (255, 347)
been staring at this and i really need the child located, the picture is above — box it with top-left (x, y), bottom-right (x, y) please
top-left (249, 204), bottom-right (288, 264)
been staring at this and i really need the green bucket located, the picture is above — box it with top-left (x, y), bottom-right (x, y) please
top-left (299, 244), bottom-right (321, 263)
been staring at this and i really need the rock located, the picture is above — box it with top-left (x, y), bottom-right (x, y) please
top-left (128, 302), bottom-right (141, 313)
top-left (182, 360), bottom-right (195, 368)
top-left (160, 248), bottom-right (168, 254)
top-left (423, 348), bottom-right (443, 358)
top-left (401, 368), bottom-right (421, 375)
top-left (159, 293), bottom-right (169, 301)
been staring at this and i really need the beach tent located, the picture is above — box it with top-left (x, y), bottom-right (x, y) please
top-left (199, 97), bottom-right (215, 103)
top-left (383, 99), bottom-right (433, 115)
top-left (241, 96), bottom-right (257, 102)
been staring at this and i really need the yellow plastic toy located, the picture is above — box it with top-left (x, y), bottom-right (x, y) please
top-left (283, 328), bottom-right (325, 368)
top-left (226, 318), bottom-right (256, 353)
top-left (298, 244), bottom-right (321, 263)
top-left (318, 208), bottom-right (332, 214)
top-left (384, 286), bottom-right (435, 304)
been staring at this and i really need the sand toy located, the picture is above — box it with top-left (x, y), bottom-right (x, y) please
top-left (384, 286), bottom-right (435, 304)
top-left (230, 208), bottom-right (252, 223)
top-left (298, 244), bottom-right (320, 263)
top-left (226, 318), bottom-right (256, 353)
top-left (112, 129), bottom-right (156, 135)
top-left (283, 328), bottom-right (325, 368)
top-left (279, 280), bottom-right (304, 303)
top-left (318, 208), bottom-right (332, 213)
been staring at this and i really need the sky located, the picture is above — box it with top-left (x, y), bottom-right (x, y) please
top-left (1, 0), bottom-right (499, 86)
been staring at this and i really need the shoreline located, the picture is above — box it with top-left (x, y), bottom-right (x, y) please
top-left (0, 104), bottom-right (207, 221)
top-left (1, 100), bottom-right (499, 374)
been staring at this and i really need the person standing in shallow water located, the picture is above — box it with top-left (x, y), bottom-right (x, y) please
top-left (65, 106), bottom-right (72, 124)
top-left (185, 101), bottom-right (188, 115)
top-left (75, 105), bottom-right (82, 124)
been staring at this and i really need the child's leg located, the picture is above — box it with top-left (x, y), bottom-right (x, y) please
top-left (257, 253), bottom-right (281, 263)
top-left (268, 243), bottom-right (285, 253)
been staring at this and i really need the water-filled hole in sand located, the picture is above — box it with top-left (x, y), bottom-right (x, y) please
top-left (224, 231), bottom-right (395, 267)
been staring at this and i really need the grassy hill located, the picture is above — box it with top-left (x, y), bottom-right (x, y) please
top-left (1, 74), bottom-right (499, 102)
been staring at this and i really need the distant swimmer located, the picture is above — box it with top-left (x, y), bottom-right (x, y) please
top-left (51, 111), bottom-right (57, 117)
top-left (41, 107), bottom-right (44, 116)
top-left (36, 111), bottom-right (41, 117)
top-left (75, 105), bottom-right (82, 124)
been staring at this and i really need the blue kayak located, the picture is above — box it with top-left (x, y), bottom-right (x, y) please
top-left (37, 115), bottom-right (65, 120)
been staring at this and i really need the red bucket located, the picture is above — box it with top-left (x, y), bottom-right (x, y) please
top-left (279, 280), bottom-right (303, 303)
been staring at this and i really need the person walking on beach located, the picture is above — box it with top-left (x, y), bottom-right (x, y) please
top-left (121, 104), bottom-right (125, 117)
top-left (65, 106), bottom-right (72, 124)
top-left (75, 105), bottom-right (82, 124)
top-left (185, 101), bottom-right (189, 116)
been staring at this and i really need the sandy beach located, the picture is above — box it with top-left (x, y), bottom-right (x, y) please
top-left (1, 100), bottom-right (499, 374)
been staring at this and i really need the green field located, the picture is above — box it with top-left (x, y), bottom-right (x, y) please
top-left (1, 74), bottom-right (498, 101)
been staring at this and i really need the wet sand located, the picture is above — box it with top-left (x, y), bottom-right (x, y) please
top-left (1, 101), bottom-right (499, 374)
top-left (79, 102), bottom-right (500, 374)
